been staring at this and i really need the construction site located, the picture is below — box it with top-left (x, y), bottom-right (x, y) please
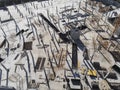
top-left (0, 0), bottom-right (120, 90)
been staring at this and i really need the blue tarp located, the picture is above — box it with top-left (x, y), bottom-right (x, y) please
top-left (95, 0), bottom-right (120, 8)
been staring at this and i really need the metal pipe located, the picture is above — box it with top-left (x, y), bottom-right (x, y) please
top-left (44, 68), bottom-right (50, 89)
top-left (51, 35), bottom-right (59, 53)
top-left (29, 18), bottom-right (35, 37)
top-left (6, 39), bottom-right (9, 57)
top-left (58, 48), bottom-right (63, 66)
top-left (14, 64), bottom-right (28, 88)
top-left (32, 23), bottom-right (41, 45)
top-left (0, 27), bottom-right (6, 37)
top-left (66, 59), bottom-right (75, 78)
top-left (13, 3), bottom-right (24, 18)
top-left (23, 67), bottom-right (29, 88)
top-left (47, 50), bottom-right (56, 77)
top-left (39, 34), bottom-right (47, 53)
top-left (40, 13), bottom-right (60, 33)
top-left (29, 51), bottom-right (36, 72)
top-left (24, 51), bottom-right (31, 73)
top-left (46, 23), bottom-right (52, 37)
top-left (1, 63), bottom-right (9, 86)
top-left (50, 42), bottom-right (58, 66)
top-left (53, 32), bottom-right (60, 47)
top-left (0, 69), bottom-right (2, 85)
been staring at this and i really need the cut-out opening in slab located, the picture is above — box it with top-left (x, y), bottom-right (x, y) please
top-left (23, 42), bottom-right (32, 50)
